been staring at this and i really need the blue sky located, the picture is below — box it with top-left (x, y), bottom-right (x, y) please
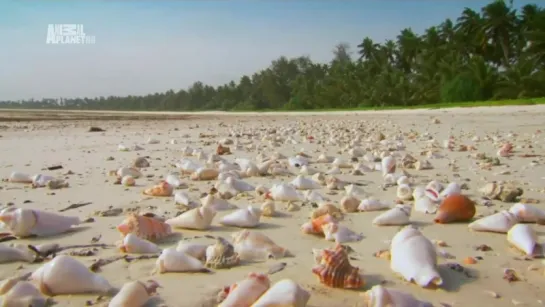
top-left (0, 0), bottom-right (538, 100)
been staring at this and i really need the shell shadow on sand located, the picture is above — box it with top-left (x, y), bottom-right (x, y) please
top-left (437, 263), bottom-right (479, 292)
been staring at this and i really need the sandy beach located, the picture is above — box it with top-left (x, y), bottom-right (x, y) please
top-left (1, 105), bottom-right (545, 307)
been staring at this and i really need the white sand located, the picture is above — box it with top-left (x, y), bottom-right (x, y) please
top-left (1, 105), bottom-right (545, 306)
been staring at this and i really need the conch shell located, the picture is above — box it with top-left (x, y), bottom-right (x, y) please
top-left (414, 196), bottom-right (437, 214)
top-left (434, 194), bottom-right (475, 224)
top-left (155, 247), bottom-right (209, 273)
top-left (269, 184), bottom-right (302, 202)
top-left (7, 171), bottom-right (33, 183)
top-left (361, 285), bottom-right (433, 307)
top-left (143, 181), bottom-right (173, 197)
top-left (373, 205), bottom-right (411, 226)
top-left (166, 206), bottom-right (216, 230)
top-left (508, 203), bottom-right (545, 223)
top-left (290, 175), bottom-right (321, 190)
top-left (205, 237), bottom-right (240, 269)
top-left (108, 280), bottom-right (160, 307)
top-left (390, 225), bottom-right (443, 288)
top-left (396, 184), bottom-right (412, 201)
top-left (479, 182), bottom-right (523, 202)
top-left (507, 224), bottom-right (541, 256)
top-left (322, 223), bottom-right (363, 243)
top-left (176, 242), bottom-right (208, 261)
top-left (218, 273), bottom-right (270, 307)
top-left (311, 244), bottom-right (363, 289)
top-left (0, 243), bottom-right (36, 263)
top-left (116, 233), bottom-right (160, 254)
top-left (201, 194), bottom-right (237, 211)
top-left (190, 167), bottom-right (219, 181)
top-left (468, 210), bottom-right (519, 233)
top-left (0, 280), bottom-right (47, 307)
top-left (310, 204), bottom-right (343, 220)
top-left (0, 208), bottom-right (80, 238)
top-left (220, 206), bottom-right (261, 228)
top-left (30, 255), bottom-right (114, 295)
top-left (340, 196), bottom-right (359, 213)
top-left (251, 279), bottom-right (310, 307)
top-left (301, 214), bottom-right (338, 235)
top-left (232, 230), bottom-right (290, 261)
top-left (358, 199), bottom-right (391, 212)
top-left (117, 213), bottom-right (172, 241)
top-left (381, 156), bottom-right (396, 176)
top-left (260, 200), bottom-right (276, 217)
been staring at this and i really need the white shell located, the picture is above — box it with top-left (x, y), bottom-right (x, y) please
top-left (261, 201), bottom-right (276, 217)
top-left (508, 203), bottom-right (545, 223)
top-left (155, 247), bottom-right (207, 273)
top-left (362, 285), bottom-right (433, 307)
top-left (290, 175), bottom-right (320, 190)
top-left (440, 182), bottom-right (461, 198)
top-left (0, 244), bottom-right (35, 264)
top-left (174, 191), bottom-right (198, 208)
top-left (381, 156), bottom-right (395, 176)
top-left (270, 184), bottom-right (302, 202)
top-left (0, 281), bottom-right (47, 307)
top-left (220, 206), bottom-right (261, 228)
top-left (165, 174), bottom-right (183, 188)
top-left (373, 205), bottom-right (411, 226)
top-left (32, 174), bottom-right (55, 187)
top-left (425, 180), bottom-right (443, 193)
top-left (0, 208), bottom-right (80, 238)
top-left (396, 175), bottom-right (410, 186)
top-left (166, 206), bottom-right (216, 230)
top-left (304, 190), bottom-right (327, 203)
top-left (175, 242), bottom-right (208, 260)
top-left (201, 194), bottom-right (236, 211)
top-left (345, 184), bottom-right (366, 198)
top-left (218, 274), bottom-right (270, 307)
top-left (322, 223), bottom-right (363, 243)
top-left (390, 226), bottom-right (443, 288)
top-left (396, 184), bottom-right (413, 201)
top-left (231, 230), bottom-right (289, 261)
top-left (507, 224), bottom-right (538, 256)
top-left (358, 199), bottom-right (391, 211)
top-left (8, 171), bottom-right (33, 183)
top-left (30, 255), bottom-right (113, 295)
top-left (252, 279), bottom-right (310, 307)
top-left (117, 234), bottom-right (160, 254)
top-left (117, 167), bottom-right (142, 179)
top-left (468, 210), bottom-right (519, 233)
top-left (414, 196), bottom-right (437, 214)
top-left (108, 280), bottom-right (158, 307)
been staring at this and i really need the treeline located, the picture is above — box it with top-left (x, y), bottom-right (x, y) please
top-left (2, 0), bottom-right (545, 111)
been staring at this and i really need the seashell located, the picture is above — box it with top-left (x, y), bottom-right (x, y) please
top-left (381, 156), bottom-right (396, 176)
top-left (225, 177), bottom-right (255, 192)
top-left (373, 205), bottom-right (411, 226)
top-left (117, 167), bottom-right (142, 179)
top-left (304, 190), bottom-right (327, 203)
top-left (31, 174), bottom-right (55, 187)
top-left (414, 196), bottom-right (437, 214)
top-left (117, 233), bottom-right (161, 254)
top-left (175, 242), bottom-right (208, 260)
top-left (480, 182), bottom-right (523, 202)
top-left (147, 137), bottom-right (159, 144)
top-left (288, 156), bottom-right (309, 167)
top-left (290, 175), bottom-right (321, 190)
top-left (117, 213), bottom-right (172, 241)
top-left (426, 180), bottom-right (443, 193)
top-left (220, 206), bottom-right (261, 228)
top-left (440, 182), bottom-right (461, 198)
top-left (255, 185), bottom-right (270, 198)
top-left (390, 225), bottom-right (442, 288)
top-left (286, 202), bottom-right (300, 212)
top-left (0, 208), bottom-right (80, 238)
top-left (332, 158), bottom-right (351, 169)
top-left (155, 247), bottom-right (209, 273)
top-left (205, 237), bottom-right (240, 269)
top-left (190, 168), bottom-right (219, 181)
top-left (358, 199), bottom-right (391, 212)
top-left (300, 165), bottom-right (318, 175)
top-left (176, 159), bottom-right (203, 174)
top-left (232, 230), bottom-right (290, 261)
top-left (311, 204), bottom-right (343, 220)
top-left (325, 176), bottom-right (347, 190)
top-left (219, 273), bottom-right (270, 307)
top-left (269, 184), bottom-right (302, 202)
top-left (30, 255), bottom-right (113, 295)
top-left (0, 280), bottom-right (48, 307)
top-left (345, 184), bottom-right (366, 198)
top-left (424, 188), bottom-right (440, 202)
top-left (0, 243), bottom-right (35, 263)
top-left (361, 285), bottom-right (433, 307)
top-left (133, 157), bottom-right (150, 168)
top-left (311, 172), bottom-right (326, 185)
top-left (174, 191), bottom-right (198, 208)
top-left (121, 175), bottom-right (135, 187)
top-left (165, 173), bottom-right (184, 188)
top-left (322, 222), bottom-right (363, 243)
top-left (261, 200), bottom-right (276, 217)
top-left (412, 186), bottom-right (426, 200)
top-left (108, 280), bottom-right (159, 307)
top-left (396, 175), bottom-right (410, 186)
top-left (396, 184), bottom-right (413, 201)
top-left (252, 279), bottom-right (310, 307)
top-left (7, 171), bottom-right (33, 184)
top-left (311, 244), bottom-right (363, 289)
top-left (340, 196), bottom-right (359, 213)
top-left (507, 224), bottom-right (539, 256)
top-left (468, 210), bottom-right (519, 233)
top-left (508, 203), bottom-right (545, 223)
top-left (201, 194), bottom-right (236, 211)
top-left (143, 181), bottom-right (173, 197)
top-left (301, 214), bottom-right (338, 235)
top-left (317, 154), bottom-right (334, 163)
top-left (415, 160), bottom-right (433, 170)
top-left (434, 194), bottom-right (476, 224)
top-left (383, 173), bottom-right (397, 185)
top-left (166, 206), bottom-right (216, 230)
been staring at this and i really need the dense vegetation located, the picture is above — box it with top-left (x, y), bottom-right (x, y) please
top-left (2, 0), bottom-right (544, 111)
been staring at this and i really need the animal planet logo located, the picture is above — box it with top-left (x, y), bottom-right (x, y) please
top-left (46, 24), bottom-right (96, 44)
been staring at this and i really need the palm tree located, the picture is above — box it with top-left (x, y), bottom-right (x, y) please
top-left (357, 37), bottom-right (379, 62)
top-left (480, 0), bottom-right (518, 67)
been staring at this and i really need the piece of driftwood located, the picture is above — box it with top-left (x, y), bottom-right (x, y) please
top-left (59, 202), bottom-right (92, 212)
top-left (89, 254), bottom-right (160, 272)
top-left (28, 243), bottom-right (113, 260)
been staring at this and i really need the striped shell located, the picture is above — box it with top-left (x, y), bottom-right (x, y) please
top-left (311, 244), bottom-right (363, 289)
top-left (302, 214), bottom-right (338, 235)
top-left (205, 237), bottom-right (240, 269)
top-left (117, 213), bottom-right (172, 241)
